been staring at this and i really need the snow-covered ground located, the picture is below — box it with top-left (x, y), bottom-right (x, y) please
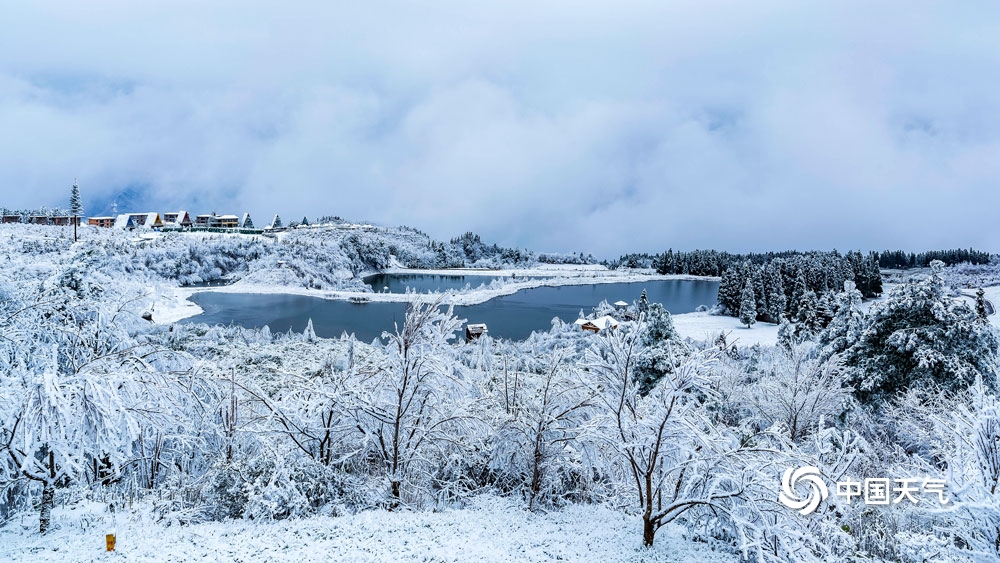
top-left (672, 311), bottom-right (779, 347)
top-left (147, 286), bottom-right (206, 324)
top-left (669, 285), bottom-right (895, 348)
top-left (0, 497), bottom-right (735, 563)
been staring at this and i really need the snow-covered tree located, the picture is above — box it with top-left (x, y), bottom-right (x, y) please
top-left (838, 261), bottom-right (999, 405)
top-left (586, 326), bottom-right (750, 548)
top-left (0, 281), bottom-right (188, 532)
top-left (794, 290), bottom-right (822, 338)
top-left (765, 262), bottom-right (786, 323)
top-left (69, 181), bottom-right (83, 217)
top-left (751, 266), bottom-right (766, 321)
top-left (635, 302), bottom-right (689, 393)
top-left (745, 347), bottom-right (851, 442)
top-left (303, 318), bottom-right (317, 343)
top-left (637, 288), bottom-right (650, 316)
top-left (977, 287), bottom-right (989, 321)
top-left (718, 265), bottom-right (743, 315)
top-left (353, 298), bottom-right (476, 506)
top-left (818, 281), bottom-right (866, 359)
top-left (776, 315), bottom-right (796, 351)
top-left (739, 282), bottom-right (756, 328)
top-left (789, 269), bottom-right (808, 320)
top-left (485, 346), bottom-right (598, 510)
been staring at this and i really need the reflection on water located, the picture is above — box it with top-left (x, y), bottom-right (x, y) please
top-left (363, 273), bottom-right (540, 294)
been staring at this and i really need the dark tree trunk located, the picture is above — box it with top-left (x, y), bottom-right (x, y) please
top-left (528, 441), bottom-right (543, 511)
top-left (390, 480), bottom-right (400, 506)
top-left (642, 514), bottom-right (656, 547)
top-left (39, 481), bottom-right (54, 534)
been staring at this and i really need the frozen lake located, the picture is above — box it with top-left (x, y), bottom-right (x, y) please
top-left (185, 279), bottom-right (719, 341)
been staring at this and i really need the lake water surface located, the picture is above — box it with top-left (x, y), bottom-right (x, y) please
top-left (186, 279), bottom-right (718, 341)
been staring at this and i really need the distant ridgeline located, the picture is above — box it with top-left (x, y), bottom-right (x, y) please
top-left (878, 248), bottom-right (993, 269)
top-left (16, 221), bottom-right (598, 288)
top-left (438, 231), bottom-right (596, 267)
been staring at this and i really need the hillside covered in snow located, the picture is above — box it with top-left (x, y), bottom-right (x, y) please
top-left (2, 223), bottom-right (1000, 562)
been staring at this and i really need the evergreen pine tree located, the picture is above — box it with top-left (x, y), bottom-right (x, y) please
top-left (751, 266), bottom-right (766, 322)
top-left (777, 315), bottom-right (795, 350)
top-left (818, 280), bottom-right (866, 359)
top-left (795, 290), bottom-right (821, 338)
top-left (866, 253), bottom-right (883, 297)
top-left (789, 269), bottom-right (808, 320)
top-left (739, 282), bottom-right (757, 328)
top-left (69, 180), bottom-right (83, 241)
top-left (718, 267), bottom-right (743, 315)
top-left (977, 288), bottom-right (989, 321)
top-left (69, 181), bottom-right (83, 217)
top-left (766, 263), bottom-right (787, 323)
top-left (838, 260), bottom-right (998, 404)
top-left (817, 292), bottom-right (837, 327)
top-left (635, 303), bottom-right (689, 393)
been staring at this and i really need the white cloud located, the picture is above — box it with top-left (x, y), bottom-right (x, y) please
top-left (1, 1), bottom-right (999, 256)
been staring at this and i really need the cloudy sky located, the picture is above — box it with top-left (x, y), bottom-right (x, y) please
top-left (2, 1), bottom-right (999, 257)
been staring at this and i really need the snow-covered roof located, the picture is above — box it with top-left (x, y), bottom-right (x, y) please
top-left (113, 214), bottom-right (134, 229)
top-left (136, 213), bottom-right (161, 227)
top-left (574, 315), bottom-right (620, 330)
top-left (217, 214), bottom-right (239, 220)
top-left (613, 301), bottom-right (629, 307)
top-left (114, 212), bottom-right (161, 228)
top-left (163, 211), bottom-right (191, 224)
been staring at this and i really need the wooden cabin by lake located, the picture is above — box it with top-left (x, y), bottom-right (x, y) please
top-left (465, 323), bottom-right (489, 342)
top-left (574, 315), bottom-right (620, 333)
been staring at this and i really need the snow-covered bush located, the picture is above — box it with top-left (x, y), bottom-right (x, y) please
top-left (352, 298), bottom-right (481, 507)
top-left (480, 345), bottom-right (600, 510)
top-left (834, 261), bottom-right (999, 405)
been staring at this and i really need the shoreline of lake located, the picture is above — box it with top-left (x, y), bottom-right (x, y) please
top-left (179, 278), bottom-right (720, 341)
top-left (153, 269), bottom-right (720, 326)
